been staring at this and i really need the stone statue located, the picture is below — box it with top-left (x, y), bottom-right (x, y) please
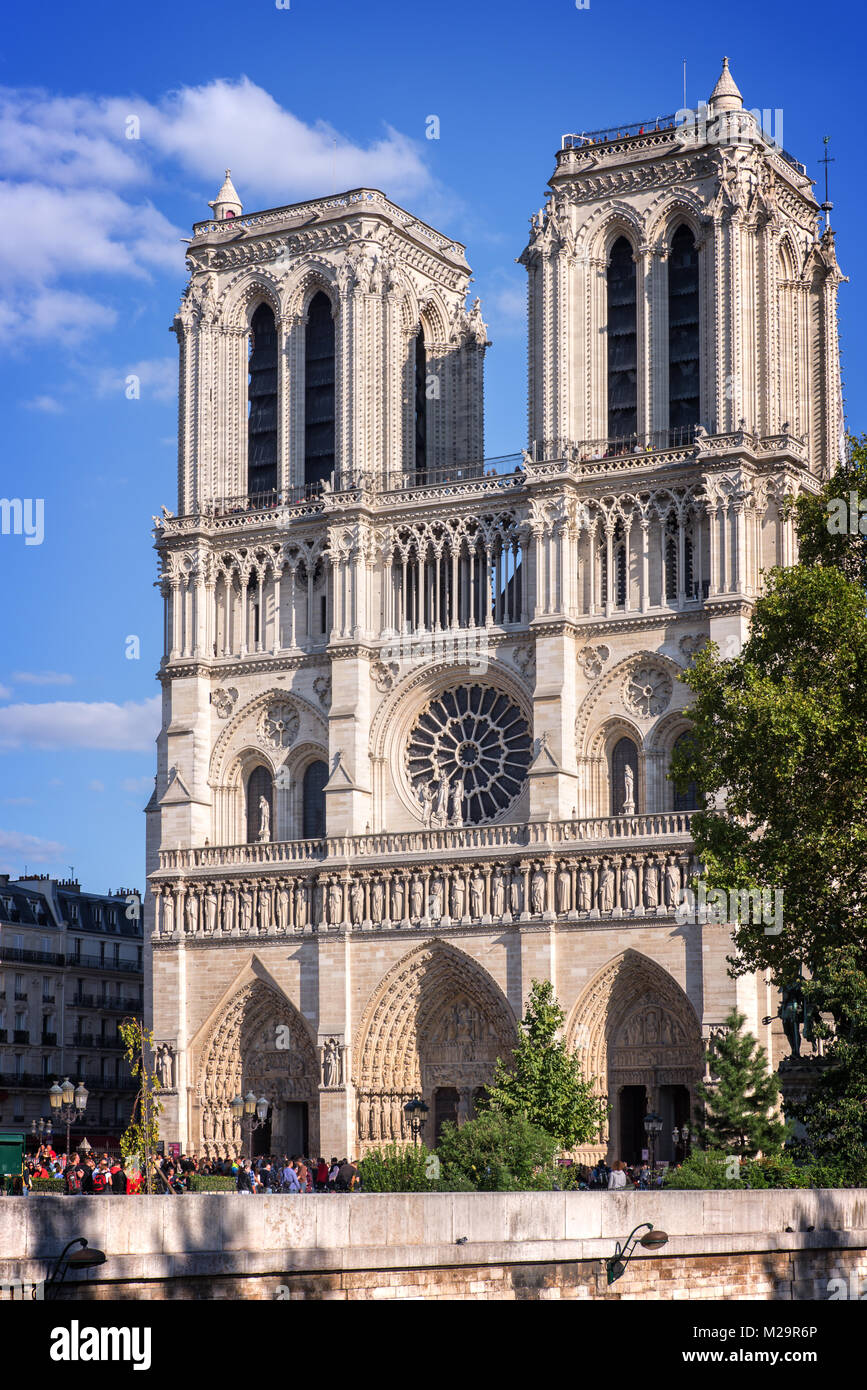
top-left (162, 891), bottom-right (175, 936)
top-left (490, 868), bottom-right (505, 918)
top-left (371, 878), bottom-right (385, 922)
top-left (323, 1038), bottom-right (340, 1088)
top-left (578, 866), bottom-right (593, 913)
top-left (184, 891), bottom-right (198, 935)
top-left (410, 876), bottom-right (423, 919)
top-left (450, 874), bottom-right (466, 919)
top-left (240, 889), bottom-right (253, 934)
top-left (158, 1044), bottom-right (174, 1090)
top-left (509, 871), bottom-right (523, 916)
top-left (418, 780), bottom-right (435, 828)
top-left (644, 860), bottom-right (659, 908)
top-left (258, 794), bottom-right (271, 843)
top-left (204, 886), bottom-right (218, 934)
top-left (598, 860), bottom-right (615, 913)
top-left (370, 1094), bottom-right (381, 1142)
top-left (328, 881), bottom-right (343, 925)
top-left (255, 886), bottom-right (269, 931)
top-left (295, 881), bottom-right (308, 927)
top-left (665, 858), bottom-right (681, 907)
top-left (622, 859), bottom-right (638, 910)
top-left (276, 883), bottom-right (290, 933)
top-left (222, 887), bottom-right (235, 933)
top-left (449, 777), bottom-right (464, 828)
top-left (470, 872), bottom-right (485, 918)
top-left (350, 879), bottom-right (364, 924)
top-left (530, 868), bottom-right (546, 914)
top-left (433, 775), bottom-right (449, 828)
top-left (622, 763), bottom-right (635, 814)
top-left (392, 877), bottom-right (405, 921)
top-left (429, 877), bottom-right (443, 920)
top-left (556, 865), bottom-right (571, 913)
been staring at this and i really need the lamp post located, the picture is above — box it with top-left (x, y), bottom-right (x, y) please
top-left (231, 1091), bottom-right (270, 1159)
top-left (606, 1223), bottom-right (669, 1285)
top-left (643, 1110), bottom-right (663, 1184)
top-left (403, 1097), bottom-right (429, 1147)
top-left (48, 1078), bottom-right (88, 1155)
top-left (672, 1123), bottom-right (691, 1162)
top-left (30, 1117), bottom-right (54, 1152)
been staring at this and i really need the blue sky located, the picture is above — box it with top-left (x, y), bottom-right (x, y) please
top-left (1, 0), bottom-right (864, 892)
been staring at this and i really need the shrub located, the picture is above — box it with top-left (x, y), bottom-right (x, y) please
top-left (435, 1110), bottom-right (560, 1191)
top-left (358, 1143), bottom-right (432, 1192)
top-left (29, 1177), bottom-right (65, 1194)
top-left (663, 1150), bottom-right (744, 1189)
top-left (188, 1174), bottom-right (235, 1193)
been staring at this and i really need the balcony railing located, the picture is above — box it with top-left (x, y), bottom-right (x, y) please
top-left (1, 947), bottom-right (65, 966)
top-left (562, 115), bottom-right (678, 146)
top-left (70, 955), bottom-right (141, 974)
top-left (157, 812), bottom-right (694, 874)
top-left (13, 1030), bottom-right (29, 1044)
top-left (71, 993), bottom-right (142, 1012)
top-left (210, 483), bottom-right (326, 517)
top-left (71, 1033), bottom-right (125, 1050)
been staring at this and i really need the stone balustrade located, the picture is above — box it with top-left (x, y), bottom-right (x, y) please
top-left (156, 812), bottom-right (693, 874)
top-left (150, 839), bottom-right (697, 941)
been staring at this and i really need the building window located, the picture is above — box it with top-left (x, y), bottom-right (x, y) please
top-left (248, 303), bottom-right (279, 499)
top-left (668, 224), bottom-right (700, 433)
top-left (665, 516), bottom-right (678, 601)
top-left (246, 766), bottom-right (274, 844)
top-left (611, 737), bottom-right (639, 815)
top-left (607, 236), bottom-right (638, 442)
top-left (414, 326), bottom-right (427, 477)
top-left (672, 732), bottom-right (699, 811)
top-left (302, 760), bottom-right (328, 840)
top-left (304, 292), bottom-right (335, 488)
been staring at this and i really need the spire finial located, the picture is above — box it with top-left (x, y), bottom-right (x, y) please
top-left (208, 169), bottom-right (243, 222)
top-left (708, 55), bottom-right (743, 113)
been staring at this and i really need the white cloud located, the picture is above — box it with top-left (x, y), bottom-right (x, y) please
top-left (11, 671), bottom-right (75, 686)
top-left (23, 394), bottom-right (64, 414)
top-left (0, 828), bottom-right (66, 865)
top-left (96, 356), bottom-right (177, 402)
top-left (0, 684), bottom-right (10, 700)
top-left (0, 696), bottom-right (161, 751)
top-left (88, 780), bottom-right (106, 793)
top-left (481, 269), bottom-right (526, 339)
top-left (121, 775), bottom-right (154, 795)
top-left (3, 796), bottom-right (35, 806)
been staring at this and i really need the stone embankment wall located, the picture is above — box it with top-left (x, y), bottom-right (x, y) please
top-left (1, 1190), bottom-right (865, 1300)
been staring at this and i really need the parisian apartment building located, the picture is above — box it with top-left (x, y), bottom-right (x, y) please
top-left (0, 875), bottom-right (144, 1146)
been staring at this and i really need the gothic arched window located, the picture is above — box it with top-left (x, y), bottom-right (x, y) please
top-left (248, 304), bottom-right (278, 499)
top-left (611, 736), bottom-right (639, 816)
top-left (304, 292), bottom-right (335, 488)
top-left (302, 759), bottom-right (328, 839)
top-left (415, 326), bottom-right (427, 479)
top-left (665, 515), bottom-right (678, 601)
top-left (607, 237), bottom-right (638, 444)
top-left (672, 731), bottom-right (699, 811)
top-left (246, 765), bottom-right (274, 844)
top-left (668, 225), bottom-right (700, 436)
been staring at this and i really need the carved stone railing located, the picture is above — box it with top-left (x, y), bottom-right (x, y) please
top-left (156, 813), bottom-right (693, 874)
top-left (150, 842), bottom-right (697, 942)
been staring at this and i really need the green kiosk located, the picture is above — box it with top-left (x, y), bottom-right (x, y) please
top-left (0, 1130), bottom-right (25, 1194)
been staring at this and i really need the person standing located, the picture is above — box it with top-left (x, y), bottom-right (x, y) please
top-left (607, 1160), bottom-right (628, 1190)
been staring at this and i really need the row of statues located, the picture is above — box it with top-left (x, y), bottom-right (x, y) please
top-left (153, 854), bottom-right (691, 936)
top-left (417, 774), bottom-right (464, 829)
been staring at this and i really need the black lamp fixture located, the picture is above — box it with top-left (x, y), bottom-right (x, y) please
top-left (48, 1077), bottom-right (88, 1154)
top-left (44, 1238), bottom-right (107, 1301)
top-left (403, 1097), bottom-right (429, 1146)
top-left (606, 1223), bottom-right (669, 1285)
top-left (231, 1090), bottom-right (270, 1156)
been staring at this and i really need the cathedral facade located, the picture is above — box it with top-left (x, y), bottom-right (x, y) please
top-left (145, 60), bottom-right (844, 1164)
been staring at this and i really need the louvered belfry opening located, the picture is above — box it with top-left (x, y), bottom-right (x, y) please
top-left (607, 236), bottom-right (638, 443)
top-left (414, 326), bottom-right (427, 479)
top-left (247, 303), bottom-right (278, 499)
top-left (304, 292), bottom-right (336, 488)
top-left (668, 224), bottom-right (700, 431)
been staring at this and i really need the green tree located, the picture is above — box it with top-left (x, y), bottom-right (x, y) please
top-left (669, 436), bottom-right (867, 1174)
top-left (358, 1143), bottom-right (432, 1192)
top-left (435, 1110), bottom-right (559, 1191)
top-left (694, 1009), bottom-right (785, 1157)
top-left (118, 1019), bottom-right (163, 1193)
top-left (483, 979), bottom-right (608, 1149)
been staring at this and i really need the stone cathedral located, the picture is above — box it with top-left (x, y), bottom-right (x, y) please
top-left (145, 59), bottom-right (844, 1165)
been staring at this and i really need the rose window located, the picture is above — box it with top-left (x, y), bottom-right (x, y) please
top-left (258, 701), bottom-right (299, 749)
top-left (406, 684), bottom-right (531, 824)
top-left (624, 665), bottom-right (672, 718)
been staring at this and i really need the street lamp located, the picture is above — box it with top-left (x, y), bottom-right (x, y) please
top-left (403, 1097), bottom-right (429, 1146)
top-left (643, 1110), bottom-right (663, 1183)
top-left (672, 1124), bottom-right (691, 1162)
top-left (606, 1223), bottom-right (669, 1285)
top-left (48, 1078), bottom-right (88, 1155)
top-left (30, 1117), bottom-right (54, 1150)
top-left (231, 1090), bottom-right (270, 1158)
